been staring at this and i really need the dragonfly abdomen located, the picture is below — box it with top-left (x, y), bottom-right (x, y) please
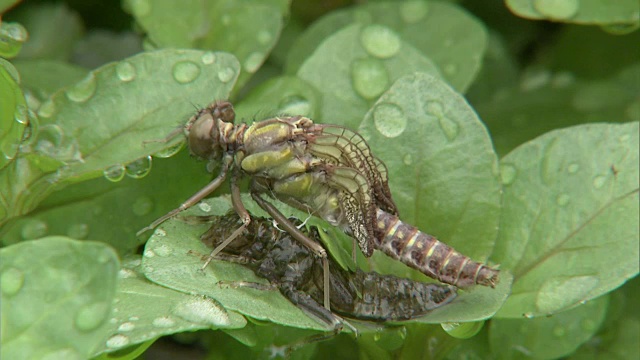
top-left (375, 209), bottom-right (499, 288)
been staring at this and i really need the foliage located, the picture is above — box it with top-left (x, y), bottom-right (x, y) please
top-left (1, 0), bottom-right (638, 359)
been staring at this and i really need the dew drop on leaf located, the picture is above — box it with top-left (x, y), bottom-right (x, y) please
top-left (154, 141), bottom-right (184, 158)
top-left (154, 244), bottom-right (173, 257)
top-left (244, 52), bottom-right (264, 73)
top-left (198, 202), bottom-right (212, 213)
top-left (1, 267), bottom-right (25, 296)
top-left (373, 102), bottom-right (407, 138)
top-left (172, 61), bottom-right (201, 84)
top-left (152, 316), bottom-right (176, 328)
top-left (21, 219), bottom-right (48, 240)
top-left (14, 104), bottom-right (28, 124)
top-left (67, 223), bottom-right (89, 239)
top-left (118, 321), bottom-right (136, 332)
top-left (567, 163), bottom-right (580, 174)
top-left (438, 116), bottom-right (459, 141)
top-left (360, 24), bottom-right (401, 59)
top-left (601, 22), bottom-right (640, 35)
top-left (125, 155), bottom-right (152, 179)
top-left (132, 196), bottom-right (154, 216)
top-left (144, 249), bottom-right (156, 258)
top-left (400, 0), bottom-right (429, 23)
top-left (118, 269), bottom-right (137, 279)
top-left (66, 74), bottom-right (97, 103)
top-left (351, 57), bottom-right (389, 100)
top-left (552, 325), bottom-right (566, 337)
top-left (500, 164), bottom-right (517, 185)
top-left (201, 51), bottom-right (216, 65)
top-left (592, 175), bottom-right (607, 189)
top-left (37, 99), bottom-right (56, 118)
top-left (171, 297), bottom-right (231, 326)
top-left (104, 164), bottom-right (126, 182)
top-left (556, 193), bottom-right (570, 206)
top-left (218, 67), bottom-right (235, 83)
top-left (115, 61), bottom-right (136, 82)
top-left (533, 0), bottom-right (578, 20)
top-left (278, 95), bottom-right (311, 116)
top-left (106, 334), bottom-right (130, 349)
top-left (403, 153), bottom-right (412, 165)
top-left (257, 30), bottom-right (272, 45)
top-left (75, 301), bottom-right (110, 331)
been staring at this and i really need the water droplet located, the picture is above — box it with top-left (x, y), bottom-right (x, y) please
top-left (104, 164), bottom-right (125, 182)
top-left (198, 202), bottom-right (212, 213)
top-left (1, 267), bottom-right (25, 296)
top-left (37, 124), bottom-right (64, 147)
top-left (218, 67), bottom-right (235, 83)
top-left (172, 297), bottom-right (230, 326)
top-left (14, 105), bottom-right (28, 124)
top-left (403, 154), bottom-right (413, 165)
top-left (75, 301), bottom-right (110, 331)
top-left (66, 74), bottom-right (97, 103)
top-left (592, 175), bottom-right (607, 189)
top-left (154, 244), bottom-right (173, 257)
top-left (116, 61), bottom-right (136, 82)
top-left (520, 69), bottom-right (551, 91)
top-left (500, 164), bottom-right (517, 185)
top-left (118, 268), bottom-right (137, 279)
top-left (601, 22), bottom-right (640, 35)
top-left (173, 61), bottom-right (201, 84)
top-left (118, 321), bottom-right (136, 332)
top-left (144, 249), bottom-right (156, 258)
top-left (243, 52), bottom-right (264, 73)
top-left (278, 95), bottom-right (311, 116)
top-left (41, 348), bottom-right (82, 360)
top-left (106, 334), bottom-right (130, 349)
top-left (424, 101), bottom-right (444, 117)
top-left (444, 63), bottom-right (457, 76)
top-left (567, 163), bottom-right (580, 174)
top-left (67, 223), bottom-right (89, 239)
top-left (154, 141), bottom-right (184, 158)
top-left (373, 103), bottom-right (407, 138)
top-left (360, 24), bottom-right (401, 59)
top-left (152, 316), bottom-right (176, 328)
top-left (556, 194), bottom-right (570, 206)
top-left (523, 313), bottom-right (534, 319)
top-left (37, 99), bottom-right (56, 118)
top-left (201, 52), bottom-right (216, 65)
top-left (533, 0), bottom-right (578, 20)
top-left (21, 219), bottom-right (48, 240)
top-left (351, 57), bottom-right (390, 100)
top-left (400, 0), bottom-right (429, 23)
top-left (257, 30), bottom-right (272, 45)
top-left (128, 0), bottom-right (151, 17)
top-left (125, 156), bottom-right (152, 179)
top-left (132, 196), bottom-right (154, 216)
top-left (553, 325), bottom-right (566, 337)
top-left (438, 117), bottom-right (459, 141)
top-left (155, 228), bottom-right (167, 237)
top-left (97, 249), bottom-right (112, 264)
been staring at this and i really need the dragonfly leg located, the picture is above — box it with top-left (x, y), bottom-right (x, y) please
top-left (251, 192), bottom-right (332, 311)
top-left (201, 170), bottom-right (251, 270)
top-left (136, 156), bottom-right (233, 237)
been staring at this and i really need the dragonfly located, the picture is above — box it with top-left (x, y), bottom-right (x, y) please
top-left (139, 100), bottom-right (499, 307)
top-left (198, 212), bottom-right (458, 330)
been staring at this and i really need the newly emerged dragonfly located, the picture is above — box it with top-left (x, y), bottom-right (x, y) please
top-left (199, 212), bottom-right (457, 329)
top-left (139, 100), bottom-right (498, 306)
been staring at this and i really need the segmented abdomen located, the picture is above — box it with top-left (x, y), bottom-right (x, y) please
top-left (374, 209), bottom-right (499, 288)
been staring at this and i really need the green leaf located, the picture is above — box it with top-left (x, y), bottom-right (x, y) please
top-left (0, 58), bottom-right (28, 171)
top-left (92, 255), bottom-right (246, 356)
top-left (506, 0), bottom-right (640, 26)
top-left (494, 123), bottom-right (640, 318)
top-left (287, 0), bottom-right (487, 93)
top-left (124, 0), bottom-right (284, 89)
top-left (0, 0), bottom-right (20, 14)
top-left (298, 23), bottom-right (442, 129)
top-left (13, 59), bottom-right (89, 102)
top-left (0, 21), bottom-right (28, 58)
top-left (359, 73), bottom-right (502, 262)
top-left (489, 295), bottom-right (609, 359)
top-left (72, 30), bottom-right (143, 69)
top-left (0, 50), bottom-right (238, 224)
top-left (11, 3), bottom-right (84, 61)
top-left (0, 237), bottom-right (119, 360)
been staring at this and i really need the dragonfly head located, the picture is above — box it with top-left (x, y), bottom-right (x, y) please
top-left (186, 100), bottom-right (235, 160)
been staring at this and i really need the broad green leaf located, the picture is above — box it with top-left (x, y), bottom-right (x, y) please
top-left (0, 0), bottom-right (20, 14)
top-left (92, 256), bottom-right (246, 356)
top-left (0, 59), bottom-right (28, 171)
top-left (0, 50), bottom-right (238, 224)
top-left (494, 123), bottom-right (640, 318)
top-left (0, 21), bottom-right (27, 58)
top-left (298, 23), bottom-right (442, 129)
top-left (0, 237), bottom-right (119, 360)
top-left (0, 150), bottom-right (209, 253)
top-left (359, 73), bottom-right (502, 262)
top-left (287, 0), bottom-right (487, 92)
top-left (124, 0), bottom-right (284, 89)
top-left (13, 59), bottom-right (89, 102)
top-left (476, 64), bottom-right (640, 156)
top-left (10, 3), bottom-right (84, 61)
top-left (489, 295), bottom-right (609, 360)
top-left (506, 0), bottom-right (640, 25)
top-left (234, 75), bottom-right (321, 121)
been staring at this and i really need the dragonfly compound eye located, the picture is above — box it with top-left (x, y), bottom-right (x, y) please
top-left (187, 112), bottom-right (221, 159)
